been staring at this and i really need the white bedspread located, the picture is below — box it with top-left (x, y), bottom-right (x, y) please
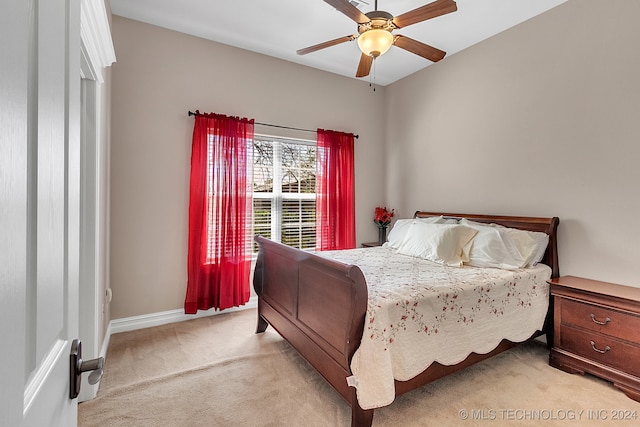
top-left (317, 246), bottom-right (551, 410)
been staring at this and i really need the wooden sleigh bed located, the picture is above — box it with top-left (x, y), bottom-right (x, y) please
top-left (253, 211), bottom-right (559, 426)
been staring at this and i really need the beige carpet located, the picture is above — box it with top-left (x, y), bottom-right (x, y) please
top-left (79, 308), bottom-right (640, 426)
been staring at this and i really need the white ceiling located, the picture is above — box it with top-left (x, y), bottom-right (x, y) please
top-left (109, 0), bottom-right (567, 86)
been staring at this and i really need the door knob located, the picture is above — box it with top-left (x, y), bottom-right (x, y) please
top-left (69, 338), bottom-right (104, 399)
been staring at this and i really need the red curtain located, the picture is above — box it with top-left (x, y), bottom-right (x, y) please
top-left (316, 128), bottom-right (356, 250)
top-left (185, 112), bottom-right (253, 314)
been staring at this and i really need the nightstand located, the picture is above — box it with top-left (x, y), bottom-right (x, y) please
top-left (361, 241), bottom-right (382, 248)
top-left (549, 275), bottom-right (640, 402)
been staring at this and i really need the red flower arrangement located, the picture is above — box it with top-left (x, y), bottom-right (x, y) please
top-left (374, 206), bottom-right (395, 228)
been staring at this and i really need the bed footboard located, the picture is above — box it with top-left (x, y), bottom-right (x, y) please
top-left (253, 236), bottom-right (370, 423)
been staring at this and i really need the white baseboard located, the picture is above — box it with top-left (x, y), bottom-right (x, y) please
top-left (109, 296), bottom-right (258, 335)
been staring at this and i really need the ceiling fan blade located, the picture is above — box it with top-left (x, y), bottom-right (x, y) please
top-left (356, 53), bottom-right (373, 78)
top-left (393, 0), bottom-right (457, 28)
top-left (323, 0), bottom-right (370, 24)
top-left (297, 35), bottom-right (357, 55)
top-left (393, 35), bottom-right (446, 62)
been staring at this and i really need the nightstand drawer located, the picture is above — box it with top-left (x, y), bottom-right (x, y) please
top-left (560, 298), bottom-right (640, 341)
top-left (560, 325), bottom-right (640, 378)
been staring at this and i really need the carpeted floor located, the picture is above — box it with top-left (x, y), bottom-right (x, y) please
top-left (78, 308), bottom-right (640, 426)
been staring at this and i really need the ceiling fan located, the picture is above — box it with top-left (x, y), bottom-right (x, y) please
top-left (297, 0), bottom-right (458, 78)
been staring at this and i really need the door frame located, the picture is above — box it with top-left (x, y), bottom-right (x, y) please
top-left (78, 0), bottom-right (116, 402)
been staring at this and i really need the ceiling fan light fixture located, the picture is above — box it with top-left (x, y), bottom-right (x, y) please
top-left (357, 29), bottom-right (393, 58)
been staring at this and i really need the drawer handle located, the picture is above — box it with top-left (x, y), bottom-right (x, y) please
top-left (590, 313), bottom-right (610, 325)
top-left (590, 341), bottom-right (611, 354)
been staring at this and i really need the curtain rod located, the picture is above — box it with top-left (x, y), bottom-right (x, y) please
top-left (188, 111), bottom-right (358, 139)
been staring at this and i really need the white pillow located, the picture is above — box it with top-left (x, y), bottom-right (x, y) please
top-left (457, 219), bottom-right (550, 268)
top-left (396, 223), bottom-right (478, 267)
top-left (525, 231), bottom-right (549, 267)
top-left (440, 217), bottom-right (460, 224)
top-left (384, 216), bottom-right (444, 249)
top-left (459, 218), bottom-right (537, 270)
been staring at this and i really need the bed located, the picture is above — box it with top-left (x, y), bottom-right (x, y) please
top-left (253, 211), bottom-right (559, 426)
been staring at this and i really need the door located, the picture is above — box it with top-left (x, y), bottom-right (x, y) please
top-left (1, 0), bottom-right (81, 426)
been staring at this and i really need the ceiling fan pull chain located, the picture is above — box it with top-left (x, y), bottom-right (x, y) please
top-left (373, 59), bottom-right (376, 91)
top-left (370, 58), bottom-right (376, 92)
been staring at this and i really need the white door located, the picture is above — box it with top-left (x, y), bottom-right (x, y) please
top-left (1, 0), bottom-right (81, 426)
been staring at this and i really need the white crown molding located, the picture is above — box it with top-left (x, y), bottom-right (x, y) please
top-left (80, 0), bottom-right (116, 82)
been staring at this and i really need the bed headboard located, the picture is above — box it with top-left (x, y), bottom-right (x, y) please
top-left (413, 211), bottom-right (560, 278)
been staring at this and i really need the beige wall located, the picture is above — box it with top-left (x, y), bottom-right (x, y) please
top-left (385, 0), bottom-right (640, 287)
top-left (111, 0), bottom-right (640, 320)
top-left (110, 16), bottom-right (387, 319)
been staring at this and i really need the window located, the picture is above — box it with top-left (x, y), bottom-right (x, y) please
top-left (252, 135), bottom-right (316, 251)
